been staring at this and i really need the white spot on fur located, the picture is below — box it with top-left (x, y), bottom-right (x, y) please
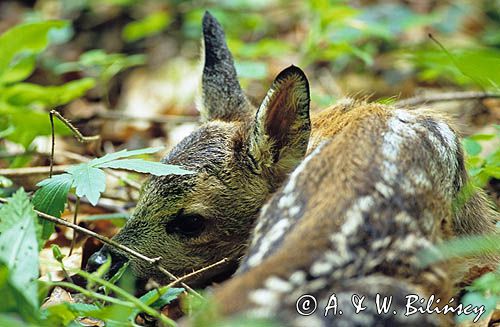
top-left (394, 211), bottom-right (413, 226)
top-left (311, 260), bottom-right (333, 276)
top-left (329, 234), bottom-right (350, 260)
top-left (375, 181), bottom-right (393, 198)
top-left (381, 161), bottom-right (399, 184)
top-left (371, 236), bottom-right (392, 250)
top-left (341, 195), bottom-right (374, 235)
top-left (249, 288), bottom-right (279, 307)
top-left (382, 114), bottom-right (418, 162)
top-left (436, 121), bottom-right (456, 150)
top-left (278, 193), bottom-right (295, 209)
top-left (265, 276), bottom-right (293, 293)
top-left (394, 109), bottom-right (416, 122)
top-left (289, 206), bottom-right (301, 216)
top-left (398, 234), bottom-right (418, 251)
top-left (289, 270), bottom-right (306, 285)
top-left (411, 168), bottom-right (431, 188)
top-left (246, 218), bottom-right (290, 268)
top-left (282, 142), bottom-right (327, 196)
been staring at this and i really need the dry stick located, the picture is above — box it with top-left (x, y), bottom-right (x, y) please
top-left (97, 110), bottom-right (198, 124)
top-left (163, 258), bottom-right (229, 290)
top-left (69, 196), bottom-right (80, 256)
top-left (0, 197), bottom-right (203, 299)
top-left (49, 110), bottom-right (101, 178)
top-left (0, 165), bottom-right (72, 177)
top-left (395, 91), bottom-right (500, 108)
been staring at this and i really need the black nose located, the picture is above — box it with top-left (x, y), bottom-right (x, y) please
top-left (86, 246), bottom-right (128, 277)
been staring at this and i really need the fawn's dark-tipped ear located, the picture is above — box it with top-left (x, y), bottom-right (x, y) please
top-left (249, 65), bottom-right (310, 172)
top-left (200, 11), bottom-right (249, 122)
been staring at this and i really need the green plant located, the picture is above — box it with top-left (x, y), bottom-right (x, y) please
top-left (0, 189), bottom-right (184, 325)
top-left (0, 21), bottom-right (95, 161)
top-left (462, 126), bottom-right (500, 188)
top-left (33, 146), bottom-right (192, 242)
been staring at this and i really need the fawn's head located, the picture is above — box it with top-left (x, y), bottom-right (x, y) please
top-left (88, 12), bottom-right (311, 283)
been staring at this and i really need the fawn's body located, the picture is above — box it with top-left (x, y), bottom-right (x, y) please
top-left (87, 12), bottom-right (499, 326)
top-left (213, 101), bottom-right (498, 326)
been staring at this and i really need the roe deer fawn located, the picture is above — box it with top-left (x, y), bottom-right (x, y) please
top-left (88, 12), bottom-right (498, 326)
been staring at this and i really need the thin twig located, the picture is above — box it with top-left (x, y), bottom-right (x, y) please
top-left (79, 270), bottom-right (176, 327)
top-left (69, 197), bottom-right (80, 256)
top-left (163, 258), bottom-right (229, 289)
top-left (97, 110), bottom-right (198, 124)
top-left (48, 281), bottom-right (136, 308)
top-left (50, 110), bottom-right (101, 144)
top-left (49, 110), bottom-right (56, 178)
top-left (49, 110), bottom-right (102, 178)
top-left (0, 197), bottom-right (203, 299)
top-left (395, 91), bottom-right (500, 108)
top-left (0, 165), bottom-right (72, 177)
top-left (428, 34), bottom-right (485, 91)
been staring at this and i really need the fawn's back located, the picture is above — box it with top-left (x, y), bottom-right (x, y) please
top-left (212, 101), bottom-right (499, 326)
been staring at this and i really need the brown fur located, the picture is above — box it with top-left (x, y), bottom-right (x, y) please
top-left (87, 13), bottom-right (311, 285)
top-left (213, 100), bottom-right (498, 326)
top-left (87, 12), bottom-right (499, 326)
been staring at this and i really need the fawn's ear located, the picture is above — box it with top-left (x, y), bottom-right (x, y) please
top-left (200, 11), bottom-right (250, 122)
top-left (249, 65), bottom-right (310, 172)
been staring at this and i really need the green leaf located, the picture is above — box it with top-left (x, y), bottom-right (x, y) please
top-left (41, 302), bottom-right (101, 326)
top-left (51, 244), bottom-right (65, 262)
top-left (67, 164), bottom-right (106, 206)
top-left (98, 159), bottom-right (193, 176)
top-left (483, 165), bottom-right (500, 179)
top-left (0, 314), bottom-right (31, 327)
top-left (0, 267), bottom-right (42, 324)
top-left (54, 50), bottom-right (145, 85)
top-left (53, 147), bottom-right (193, 206)
top-left (0, 20), bottom-right (67, 80)
top-left (486, 150), bottom-right (500, 166)
top-left (108, 262), bottom-right (130, 286)
top-left (0, 176), bottom-right (13, 188)
top-left (123, 12), bottom-right (171, 42)
top-left (0, 188), bottom-right (40, 241)
top-left (467, 271), bottom-right (500, 294)
top-left (462, 138), bottom-right (482, 156)
top-left (419, 234), bottom-right (500, 267)
top-left (0, 55), bottom-right (36, 84)
top-left (457, 292), bottom-right (497, 323)
top-left (0, 189), bottom-right (39, 312)
top-left (85, 304), bottom-right (135, 325)
top-left (3, 78), bottom-right (95, 108)
top-left (139, 287), bottom-right (184, 309)
top-left (91, 147), bottom-right (164, 166)
top-left (0, 102), bottom-right (72, 147)
top-left (33, 173), bottom-right (73, 240)
top-left (469, 133), bottom-right (496, 141)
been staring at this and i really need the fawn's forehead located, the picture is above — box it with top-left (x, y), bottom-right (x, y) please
top-left (162, 121), bottom-right (240, 168)
top-left (140, 121), bottom-right (243, 203)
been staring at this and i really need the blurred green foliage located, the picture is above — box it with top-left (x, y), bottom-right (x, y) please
top-left (463, 126), bottom-right (500, 187)
top-left (0, 0), bottom-right (499, 326)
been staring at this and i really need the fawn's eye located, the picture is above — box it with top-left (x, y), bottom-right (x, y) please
top-left (165, 211), bottom-right (205, 237)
